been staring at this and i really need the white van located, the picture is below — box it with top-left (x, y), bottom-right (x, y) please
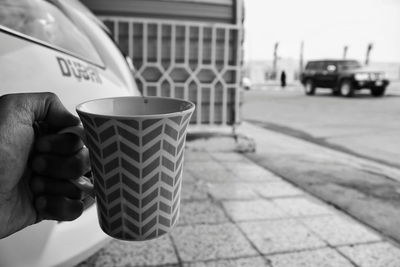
top-left (0, 0), bottom-right (141, 266)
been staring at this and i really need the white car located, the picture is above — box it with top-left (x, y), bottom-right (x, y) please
top-left (242, 77), bottom-right (252, 90)
top-left (0, 0), bottom-right (141, 266)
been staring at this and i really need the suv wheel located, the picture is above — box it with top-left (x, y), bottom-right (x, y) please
top-left (304, 80), bottom-right (316, 95)
top-left (339, 80), bottom-right (354, 97)
top-left (371, 87), bottom-right (386, 97)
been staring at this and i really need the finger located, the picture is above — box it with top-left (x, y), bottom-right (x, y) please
top-left (1, 92), bottom-right (80, 130)
top-left (32, 92), bottom-right (80, 130)
top-left (31, 148), bottom-right (90, 180)
top-left (35, 133), bottom-right (84, 154)
top-left (30, 176), bottom-right (82, 200)
top-left (35, 196), bottom-right (83, 221)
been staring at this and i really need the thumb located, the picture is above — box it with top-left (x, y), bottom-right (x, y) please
top-left (27, 92), bottom-right (80, 130)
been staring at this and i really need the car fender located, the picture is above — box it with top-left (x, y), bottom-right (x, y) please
top-left (0, 30), bottom-right (138, 112)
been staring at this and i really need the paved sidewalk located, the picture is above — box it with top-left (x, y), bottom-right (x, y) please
top-left (77, 148), bottom-right (400, 267)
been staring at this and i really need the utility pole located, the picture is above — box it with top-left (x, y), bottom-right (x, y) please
top-left (299, 41), bottom-right (304, 76)
top-left (365, 43), bottom-right (373, 65)
top-left (343, 45), bottom-right (348, 59)
top-left (272, 42), bottom-right (279, 80)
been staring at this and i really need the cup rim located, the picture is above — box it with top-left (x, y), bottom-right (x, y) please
top-left (76, 96), bottom-right (195, 119)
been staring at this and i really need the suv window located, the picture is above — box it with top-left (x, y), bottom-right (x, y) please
top-left (0, 0), bottom-right (103, 66)
top-left (339, 60), bottom-right (362, 70)
top-left (306, 61), bottom-right (325, 71)
top-left (314, 62), bottom-right (325, 71)
top-left (323, 62), bottom-right (337, 72)
top-left (306, 62), bottom-right (315, 70)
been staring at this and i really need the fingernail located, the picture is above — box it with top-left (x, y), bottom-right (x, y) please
top-left (32, 157), bottom-right (46, 172)
top-left (36, 140), bottom-right (51, 152)
top-left (35, 197), bottom-right (47, 210)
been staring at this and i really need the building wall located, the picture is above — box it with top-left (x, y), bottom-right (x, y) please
top-left (81, 0), bottom-right (244, 125)
top-left (80, 0), bottom-right (236, 23)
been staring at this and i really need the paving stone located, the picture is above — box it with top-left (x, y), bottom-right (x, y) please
top-left (222, 199), bottom-right (287, 222)
top-left (222, 161), bottom-right (260, 170)
top-left (185, 162), bottom-right (228, 172)
top-left (211, 152), bottom-right (253, 162)
top-left (185, 151), bottom-right (214, 162)
top-left (178, 200), bottom-right (229, 225)
top-left (181, 181), bottom-right (209, 201)
top-left (183, 257), bottom-right (270, 267)
top-left (76, 236), bottom-right (178, 267)
top-left (239, 219), bottom-right (326, 254)
top-left (192, 169), bottom-right (239, 182)
top-left (171, 223), bottom-right (258, 262)
top-left (255, 182), bottom-right (304, 198)
top-left (182, 170), bottom-right (198, 183)
top-left (338, 242), bottom-right (400, 267)
top-left (266, 248), bottom-right (354, 267)
top-left (273, 197), bottom-right (335, 217)
top-left (207, 182), bottom-right (260, 200)
top-left (232, 169), bottom-right (284, 182)
top-left (223, 163), bottom-right (282, 182)
top-left (187, 162), bottom-right (280, 183)
top-left (187, 164), bottom-right (235, 180)
top-left (301, 215), bottom-right (382, 246)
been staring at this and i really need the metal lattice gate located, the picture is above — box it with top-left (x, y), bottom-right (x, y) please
top-left (101, 17), bottom-right (243, 126)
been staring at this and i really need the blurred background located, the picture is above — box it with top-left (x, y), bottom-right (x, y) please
top-left (244, 0), bottom-right (400, 85)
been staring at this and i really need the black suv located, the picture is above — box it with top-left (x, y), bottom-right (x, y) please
top-left (300, 60), bottom-right (389, 97)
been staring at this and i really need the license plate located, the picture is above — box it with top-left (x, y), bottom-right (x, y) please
top-left (375, 80), bottom-right (383, 86)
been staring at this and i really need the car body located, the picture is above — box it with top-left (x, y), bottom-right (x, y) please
top-left (0, 0), bottom-right (140, 266)
top-left (242, 77), bottom-right (252, 90)
top-left (300, 59), bottom-right (390, 97)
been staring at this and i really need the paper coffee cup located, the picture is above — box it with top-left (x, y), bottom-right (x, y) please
top-left (67, 96), bottom-right (195, 241)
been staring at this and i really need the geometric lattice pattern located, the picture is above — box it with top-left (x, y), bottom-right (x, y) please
top-left (77, 110), bottom-right (192, 241)
top-left (101, 17), bottom-right (243, 126)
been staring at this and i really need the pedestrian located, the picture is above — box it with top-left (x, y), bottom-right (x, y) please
top-left (0, 92), bottom-right (90, 239)
top-left (280, 70), bottom-right (286, 88)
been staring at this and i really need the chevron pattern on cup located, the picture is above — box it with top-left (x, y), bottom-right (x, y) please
top-left (78, 111), bottom-right (192, 241)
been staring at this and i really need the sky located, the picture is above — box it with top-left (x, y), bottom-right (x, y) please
top-left (244, 0), bottom-right (400, 63)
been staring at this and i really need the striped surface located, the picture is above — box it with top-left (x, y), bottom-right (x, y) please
top-left (81, 0), bottom-right (237, 24)
top-left (78, 111), bottom-right (192, 241)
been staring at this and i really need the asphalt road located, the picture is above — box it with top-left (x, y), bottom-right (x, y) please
top-left (242, 82), bottom-right (400, 169)
top-left (241, 82), bottom-right (400, 244)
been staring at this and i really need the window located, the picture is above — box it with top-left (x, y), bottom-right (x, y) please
top-left (327, 65), bottom-right (336, 72)
top-left (325, 62), bottom-right (337, 72)
top-left (0, 0), bottom-right (103, 65)
top-left (306, 62), bottom-right (316, 70)
top-left (306, 62), bottom-right (325, 71)
top-left (314, 62), bottom-right (324, 71)
top-left (340, 60), bottom-right (362, 70)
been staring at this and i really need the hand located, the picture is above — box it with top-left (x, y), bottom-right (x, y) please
top-left (0, 93), bottom-right (90, 239)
